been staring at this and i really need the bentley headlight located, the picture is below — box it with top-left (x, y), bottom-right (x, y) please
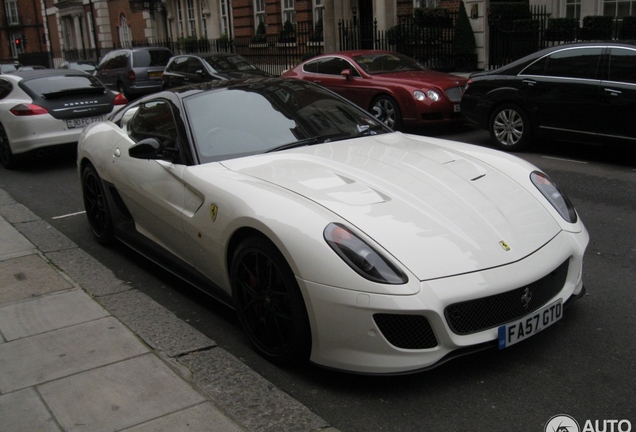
top-left (413, 90), bottom-right (426, 101)
top-left (324, 223), bottom-right (408, 284)
top-left (427, 90), bottom-right (440, 101)
top-left (531, 171), bottom-right (577, 223)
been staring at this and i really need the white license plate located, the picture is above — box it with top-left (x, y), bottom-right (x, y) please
top-left (498, 299), bottom-right (563, 349)
top-left (453, 104), bottom-right (461, 112)
top-left (66, 116), bottom-right (102, 129)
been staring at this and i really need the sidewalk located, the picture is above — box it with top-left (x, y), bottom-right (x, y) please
top-left (0, 187), bottom-right (338, 432)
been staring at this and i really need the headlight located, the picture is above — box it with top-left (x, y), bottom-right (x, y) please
top-left (413, 90), bottom-right (441, 102)
top-left (324, 223), bottom-right (408, 284)
top-left (530, 171), bottom-right (577, 223)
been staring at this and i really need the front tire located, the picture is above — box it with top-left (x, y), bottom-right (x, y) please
top-left (489, 104), bottom-right (532, 151)
top-left (81, 164), bottom-right (114, 245)
top-left (231, 237), bottom-right (311, 366)
top-left (0, 124), bottom-right (17, 169)
top-left (371, 95), bottom-right (402, 130)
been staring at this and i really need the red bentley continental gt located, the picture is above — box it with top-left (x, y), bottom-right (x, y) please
top-left (282, 50), bottom-right (467, 130)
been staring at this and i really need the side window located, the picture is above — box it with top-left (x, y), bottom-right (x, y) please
top-left (167, 56), bottom-right (187, 73)
top-left (0, 79), bottom-right (13, 99)
top-left (544, 48), bottom-right (602, 80)
top-left (112, 53), bottom-right (129, 69)
top-left (128, 100), bottom-right (182, 162)
top-left (184, 58), bottom-right (204, 74)
top-left (303, 59), bottom-right (320, 73)
top-left (608, 48), bottom-right (636, 84)
top-left (97, 52), bottom-right (112, 70)
top-left (318, 57), bottom-right (360, 76)
top-left (521, 57), bottom-right (547, 76)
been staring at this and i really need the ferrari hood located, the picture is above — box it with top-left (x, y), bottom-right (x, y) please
top-left (221, 134), bottom-right (561, 281)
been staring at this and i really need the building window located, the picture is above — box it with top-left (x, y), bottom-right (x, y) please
top-left (200, 1), bottom-right (208, 38)
top-left (177, 1), bottom-right (184, 37)
top-left (5, 0), bottom-right (19, 25)
top-left (220, 0), bottom-right (230, 36)
top-left (119, 14), bottom-right (132, 48)
top-left (566, 0), bottom-right (581, 19)
top-left (186, 0), bottom-right (196, 36)
top-left (313, 0), bottom-right (324, 22)
top-left (414, 0), bottom-right (438, 9)
top-left (254, 0), bottom-right (265, 31)
top-left (87, 13), bottom-right (95, 48)
top-left (603, 0), bottom-right (635, 17)
top-left (282, 0), bottom-right (295, 25)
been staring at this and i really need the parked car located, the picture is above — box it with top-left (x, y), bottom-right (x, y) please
top-left (0, 62), bottom-right (21, 74)
top-left (281, 50), bottom-right (467, 130)
top-left (77, 77), bottom-right (588, 374)
top-left (94, 47), bottom-right (173, 98)
top-left (59, 60), bottom-right (96, 73)
top-left (162, 53), bottom-right (271, 89)
top-left (14, 65), bottom-right (48, 72)
top-left (0, 69), bottom-right (128, 169)
top-left (460, 42), bottom-right (636, 151)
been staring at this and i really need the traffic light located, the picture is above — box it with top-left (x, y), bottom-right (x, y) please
top-left (15, 37), bottom-right (21, 48)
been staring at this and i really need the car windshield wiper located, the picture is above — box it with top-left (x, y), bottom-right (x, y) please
top-left (266, 136), bottom-right (328, 153)
top-left (42, 87), bottom-right (106, 98)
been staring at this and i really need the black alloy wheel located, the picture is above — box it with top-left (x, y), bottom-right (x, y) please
top-left (489, 103), bottom-right (532, 152)
top-left (231, 237), bottom-right (311, 366)
top-left (0, 124), bottom-right (17, 169)
top-left (371, 95), bottom-right (402, 130)
top-left (82, 164), bottom-right (114, 245)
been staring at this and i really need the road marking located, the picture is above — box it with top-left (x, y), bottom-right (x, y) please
top-left (52, 211), bottom-right (86, 220)
top-left (542, 156), bottom-right (588, 164)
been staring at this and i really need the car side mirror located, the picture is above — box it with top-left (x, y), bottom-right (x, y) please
top-left (341, 69), bottom-right (352, 80)
top-left (129, 138), bottom-right (162, 160)
top-left (130, 138), bottom-right (179, 162)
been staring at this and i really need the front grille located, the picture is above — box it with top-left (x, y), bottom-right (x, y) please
top-left (374, 314), bottom-right (438, 349)
top-left (445, 259), bottom-right (570, 335)
top-left (445, 86), bottom-right (464, 103)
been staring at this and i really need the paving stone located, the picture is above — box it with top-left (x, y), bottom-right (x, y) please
top-left (0, 388), bottom-right (61, 432)
top-left (122, 402), bottom-right (245, 432)
top-left (0, 254), bottom-right (72, 305)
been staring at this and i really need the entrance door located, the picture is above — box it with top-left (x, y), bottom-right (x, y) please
top-left (358, 0), bottom-right (374, 49)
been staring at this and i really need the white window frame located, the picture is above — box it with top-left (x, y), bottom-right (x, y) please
top-left (313, 0), bottom-right (324, 23)
top-left (282, 0), bottom-right (295, 25)
top-left (565, 0), bottom-right (581, 19)
top-left (414, 0), bottom-right (438, 9)
top-left (200, 1), bottom-right (208, 38)
top-left (186, 0), bottom-right (196, 36)
top-left (254, 0), bottom-right (265, 31)
top-left (220, 0), bottom-right (230, 36)
top-left (86, 12), bottom-right (95, 48)
top-left (119, 14), bottom-right (132, 48)
top-left (177, 1), bottom-right (184, 37)
top-left (603, 0), bottom-right (635, 17)
top-left (5, 0), bottom-right (19, 26)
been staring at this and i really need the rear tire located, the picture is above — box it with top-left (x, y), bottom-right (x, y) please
top-left (0, 124), bottom-right (17, 169)
top-left (81, 164), bottom-right (114, 245)
top-left (489, 104), bottom-right (532, 151)
top-left (231, 237), bottom-right (311, 366)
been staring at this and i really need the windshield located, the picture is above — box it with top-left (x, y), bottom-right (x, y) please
top-left (184, 81), bottom-right (389, 163)
top-left (353, 53), bottom-right (428, 75)
top-left (205, 55), bottom-right (258, 72)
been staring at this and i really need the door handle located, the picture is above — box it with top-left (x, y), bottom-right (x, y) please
top-left (604, 88), bottom-right (621, 96)
top-left (521, 79), bottom-right (537, 86)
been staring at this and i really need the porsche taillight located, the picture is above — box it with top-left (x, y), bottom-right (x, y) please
top-left (10, 103), bottom-right (48, 116)
top-left (114, 93), bottom-right (128, 105)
